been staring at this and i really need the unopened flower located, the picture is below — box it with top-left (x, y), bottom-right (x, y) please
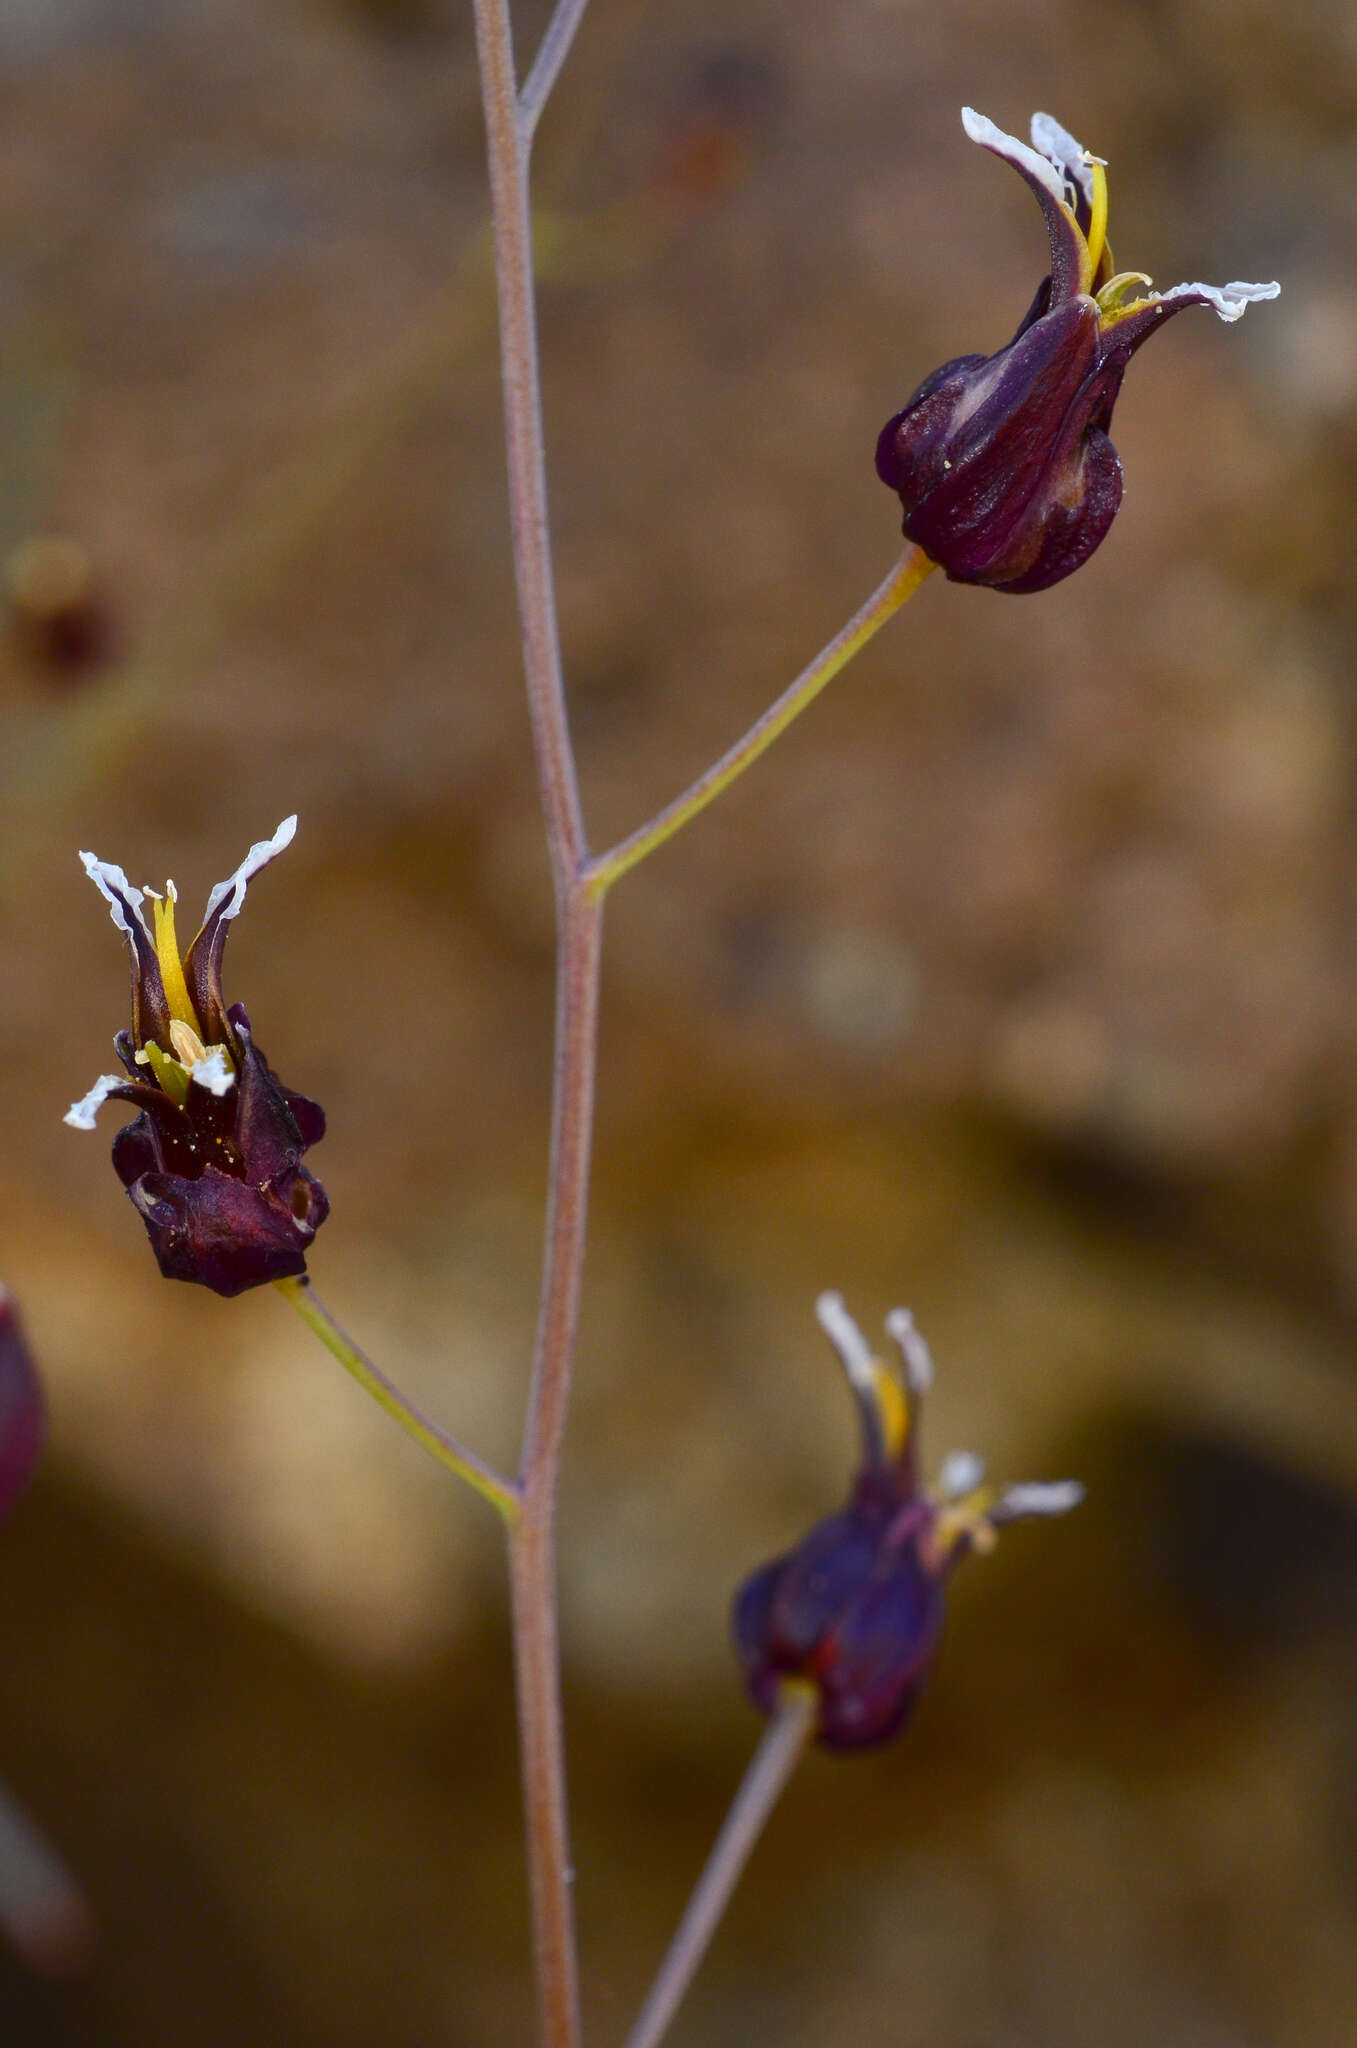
top-left (876, 109), bottom-right (1280, 593)
top-left (0, 1289), bottom-right (44, 1523)
top-left (65, 818), bottom-right (329, 1297)
top-left (733, 1293), bottom-right (1083, 1750)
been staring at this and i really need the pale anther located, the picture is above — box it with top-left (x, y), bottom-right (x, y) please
top-left (168, 1020), bottom-right (209, 1068)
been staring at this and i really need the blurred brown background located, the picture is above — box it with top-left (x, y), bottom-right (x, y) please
top-left (1, 0), bottom-right (1355, 2041)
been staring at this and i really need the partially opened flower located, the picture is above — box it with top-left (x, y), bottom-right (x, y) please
top-left (65, 818), bottom-right (329, 1297)
top-left (876, 109), bottom-right (1280, 592)
top-left (733, 1293), bottom-right (1082, 1750)
top-left (0, 1289), bottom-right (43, 1523)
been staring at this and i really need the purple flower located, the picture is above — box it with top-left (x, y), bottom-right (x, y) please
top-left (0, 1289), bottom-right (44, 1523)
top-left (733, 1293), bottom-right (1083, 1751)
top-left (875, 109), bottom-right (1280, 593)
top-left (66, 818), bottom-right (329, 1298)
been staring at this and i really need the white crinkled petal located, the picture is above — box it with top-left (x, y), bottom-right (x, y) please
top-left (64, 1074), bottom-right (128, 1131)
top-left (961, 107), bottom-right (1069, 210)
top-left (815, 1291), bottom-right (877, 1396)
top-left (1029, 111), bottom-right (1099, 205)
top-left (1153, 278), bottom-right (1281, 322)
top-left (885, 1306), bottom-right (933, 1394)
top-left (189, 1045), bottom-right (236, 1097)
top-left (991, 1480), bottom-right (1086, 1521)
top-left (79, 852), bottom-right (151, 941)
top-left (200, 815), bottom-right (298, 927)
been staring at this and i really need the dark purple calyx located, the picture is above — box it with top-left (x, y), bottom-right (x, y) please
top-left (876, 294), bottom-right (1125, 593)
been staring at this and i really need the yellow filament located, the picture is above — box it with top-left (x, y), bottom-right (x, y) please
top-left (872, 1361), bottom-right (909, 1461)
top-left (1084, 158), bottom-right (1109, 282)
top-left (150, 885), bottom-right (201, 1033)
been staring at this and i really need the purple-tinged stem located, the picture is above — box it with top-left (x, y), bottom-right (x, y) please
top-left (471, 2), bottom-right (595, 2042)
top-left (474, 12), bottom-right (933, 2046)
top-left (473, 0), bottom-right (587, 890)
top-left (511, 885), bottom-right (602, 2048)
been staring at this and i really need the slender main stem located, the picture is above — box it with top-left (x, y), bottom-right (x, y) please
top-left (511, 887), bottom-right (603, 2048)
top-left (621, 1687), bottom-right (818, 2048)
top-left (472, 4), bottom-right (596, 2042)
top-left (519, 892), bottom-right (604, 1491)
top-left (475, 11), bottom-right (931, 2046)
top-left (274, 1277), bottom-right (519, 1522)
top-left (473, 0), bottom-right (587, 888)
top-left (587, 546), bottom-right (935, 896)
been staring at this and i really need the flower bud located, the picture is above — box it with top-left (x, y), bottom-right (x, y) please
top-left (66, 819), bottom-right (329, 1297)
top-left (733, 1295), bottom-right (1082, 1751)
top-left (877, 109), bottom-right (1279, 593)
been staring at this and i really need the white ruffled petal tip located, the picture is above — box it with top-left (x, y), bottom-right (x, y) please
top-left (960, 106), bottom-right (1069, 209)
top-left (201, 815), bottom-right (298, 928)
top-left (64, 1074), bottom-right (126, 1131)
top-left (1155, 278), bottom-right (1281, 322)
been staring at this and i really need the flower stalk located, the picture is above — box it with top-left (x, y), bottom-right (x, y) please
top-left (620, 1685), bottom-right (817, 2048)
top-left (586, 545), bottom-right (936, 897)
top-left (519, 0), bottom-right (595, 142)
top-left (273, 1277), bottom-right (519, 1522)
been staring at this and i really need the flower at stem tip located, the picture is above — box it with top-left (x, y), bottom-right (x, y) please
top-left (65, 818), bottom-right (329, 1298)
top-left (876, 108), bottom-right (1280, 593)
top-left (0, 1289), bottom-right (44, 1524)
top-left (733, 1292), bottom-right (1083, 1751)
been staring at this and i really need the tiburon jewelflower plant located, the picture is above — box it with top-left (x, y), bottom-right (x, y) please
top-left (875, 109), bottom-right (1280, 592)
top-left (65, 818), bottom-right (329, 1297)
top-left (52, 35), bottom-right (1280, 2048)
top-left (734, 1293), bottom-right (1084, 1750)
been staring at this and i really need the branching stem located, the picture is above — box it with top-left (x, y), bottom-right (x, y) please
top-left (473, 0), bottom-right (587, 888)
top-left (472, 2), bottom-right (595, 2041)
top-left (520, 0), bottom-right (595, 141)
top-left (470, 9), bottom-right (929, 2045)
